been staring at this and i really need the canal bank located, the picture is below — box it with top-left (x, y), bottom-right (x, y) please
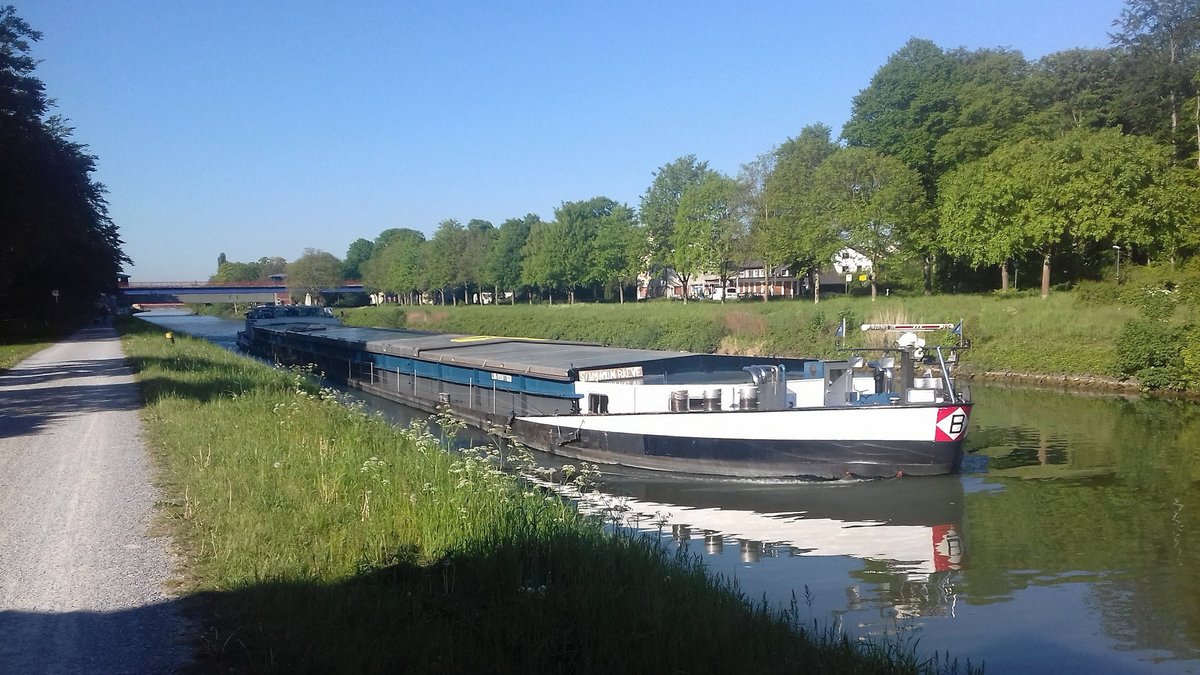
top-left (121, 315), bottom-right (957, 673)
top-left (141, 309), bottom-right (1200, 673)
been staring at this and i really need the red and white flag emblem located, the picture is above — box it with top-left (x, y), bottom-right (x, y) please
top-left (935, 406), bottom-right (969, 441)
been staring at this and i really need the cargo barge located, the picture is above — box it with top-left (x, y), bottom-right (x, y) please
top-left (236, 306), bottom-right (972, 479)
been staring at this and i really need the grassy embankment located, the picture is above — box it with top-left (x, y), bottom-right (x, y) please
top-left (343, 292), bottom-right (1130, 379)
top-left (121, 318), bottom-right (974, 674)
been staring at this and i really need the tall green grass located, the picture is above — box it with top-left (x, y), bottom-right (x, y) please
top-left (120, 319), bottom-right (976, 673)
top-left (343, 293), bottom-right (1127, 377)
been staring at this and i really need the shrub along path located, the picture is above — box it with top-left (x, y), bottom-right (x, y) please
top-left (0, 326), bottom-right (190, 674)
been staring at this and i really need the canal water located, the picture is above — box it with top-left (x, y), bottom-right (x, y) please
top-left (140, 310), bottom-right (1200, 673)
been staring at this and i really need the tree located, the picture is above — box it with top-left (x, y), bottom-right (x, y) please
top-left (424, 219), bottom-right (466, 304)
top-left (210, 261), bottom-right (263, 283)
top-left (362, 229), bottom-right (424, 303)
top-left (0, 7), bottom-right (128, 320)
top-left (553, 197), bottom-right (621, 303)
top-left (758, 124), bottom-right (839, 302)
top-left (461, 219), bottom-right (496, 304)
top-left (812, 148), bottom-right (929, 300)
top-left (1110, 0), bottom-right (1200, 163)
top-left (588, 205), bottom-right (642, 303)
top-left (342, 238), bottom-right (374, 281)
top-left (487, 214), bottom-right (537, 304)
top-left (933, 47), bottom-right (1039, 175)
top-left (287, 249), bottom-right (343, 303)
top-left (674, 172), bottom-right (746, 303)
top-left (938, 127), bottom-right (1185, 297)
top-left (521, 220), bottom-right (569, 304)
top-left (1031, 48), bottom-right (1122, 132)
top-left (257, 256), bottom-right (288, 279)
top-left (842, 38), bottom-right (959, 196)
top-left (640, 156), bottom-right (709, 271)
top-left (738, 152), bottom-right (776, 300)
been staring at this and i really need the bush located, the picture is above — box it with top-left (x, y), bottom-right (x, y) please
top-left (1115, 317), bottom-right (1189, 390)
top-left (1074, 280), bottom-right (1121, 306)
top-left (1182, 325), bottom-right (1200, 390)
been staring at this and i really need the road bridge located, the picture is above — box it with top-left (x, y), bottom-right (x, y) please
top-left (118, 281), bottom-right (363, 307)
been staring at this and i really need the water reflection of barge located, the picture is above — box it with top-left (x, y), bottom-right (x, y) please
top-left (596, 477), bottom-right (965, 578)
top-left (237, 306), bottom-right (972, 479)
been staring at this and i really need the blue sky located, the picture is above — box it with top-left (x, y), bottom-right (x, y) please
top-left (17, 1), bottom-right (1127, 281)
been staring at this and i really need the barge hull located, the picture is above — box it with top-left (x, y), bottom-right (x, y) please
top-left (243, 321), bottom-right (970, 480)
top-left (351, 378), bottom-right (965, 479)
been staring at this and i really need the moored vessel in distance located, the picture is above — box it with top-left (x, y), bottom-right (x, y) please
top-left (236, 307), bottom-right (972, 479)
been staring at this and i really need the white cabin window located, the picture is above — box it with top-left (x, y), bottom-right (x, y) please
top-left (588, 393), bottom-right (609, 414)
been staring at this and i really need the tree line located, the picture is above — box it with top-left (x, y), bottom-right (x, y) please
top-left (1, 7), bottom-right (128, 323)
top-left (220, 0), bottom-right (1198, 306)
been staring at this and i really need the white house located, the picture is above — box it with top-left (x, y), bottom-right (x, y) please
top-left (831, 248), bottom-right (873, 276)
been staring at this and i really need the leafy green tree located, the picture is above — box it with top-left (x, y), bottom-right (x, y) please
top-left (342, 238), bottom-right (374, 281)
top-left (674, 172), bottom-right (746, 303)
top-left (812, 148), bottom-right (929, 300)
top-left (362, 228), bottom-right (425, 303)
top-left (738, 152), bottom-right (776, 301)
top-left (759, 124), bottom-right (839, 301)
top-left (938, 127), bottom-right (1185, 297)
top-left (1110, 0), bottom-right (1200, 163)
top-left (934, 47), bottom-right (1039, 174)
top-left (588, 204), bottom-right (642, 303)
top-left (553, 197), bottom-right (621, 303)
top-left (1030, 48), bottom-right (1122, 132)
top-left (210, 261), bottom-right (263, 283)
top-left (521, 220), bottom-right (568, 304)
top-left (640, 156), bottom-right (709, 271)
top-left (287, 248), bottom-right (343, 303)
top-left (1144, 165), bottom-right (1200, 261)
top-left (257, 256), bottom-right (288, 279)
top-left (487, 214), bottom-right (537, 304)
top-left (842, 38), bottom-right (959, 195)
top-left (461, 219), bottom-right (496, 304)
top-left (424, 219), bottom-right (466, 304)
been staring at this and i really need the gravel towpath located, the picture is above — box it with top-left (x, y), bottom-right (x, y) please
top-left (0, 326), bottom-right (189, 674)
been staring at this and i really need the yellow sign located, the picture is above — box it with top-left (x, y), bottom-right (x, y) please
top-left (858, 274), bottom-right (868, 282)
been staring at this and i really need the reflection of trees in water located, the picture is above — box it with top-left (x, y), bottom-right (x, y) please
top-left (963, 385), bottom-right (1200, 660)
top-left (844, 561), bottom-right (962, 621)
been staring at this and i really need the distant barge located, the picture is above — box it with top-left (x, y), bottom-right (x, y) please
top-left (236, 306), bottom-right (972, 479)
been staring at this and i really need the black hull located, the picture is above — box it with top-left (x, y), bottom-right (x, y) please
top-left (512, 422), bottom-right (963, 479)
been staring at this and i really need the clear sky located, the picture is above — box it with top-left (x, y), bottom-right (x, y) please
top-left (16, 1), bottom-right (1128, 281)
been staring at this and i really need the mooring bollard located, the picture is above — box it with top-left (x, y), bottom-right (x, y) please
top-left (164, 331), bottom-right (174, 344)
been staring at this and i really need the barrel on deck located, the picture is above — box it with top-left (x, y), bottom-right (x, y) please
top-left (737, 386), bottom-right (758, 410)
top-left (704, 389), bottom-right (722, 411)
top-left (669, 389), bottom-right (688, 412)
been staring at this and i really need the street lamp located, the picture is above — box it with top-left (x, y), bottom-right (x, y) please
top-left (1113, 245), bottom-right (1122, 285)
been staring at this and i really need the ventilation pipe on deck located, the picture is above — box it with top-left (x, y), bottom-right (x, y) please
top-left (742, 365), bottom-right (787, 410)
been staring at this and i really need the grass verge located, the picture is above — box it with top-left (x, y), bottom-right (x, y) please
top-left (120, 318), bottom-right (976, 674)
top-left (342, 293), bottom-right (1126, 377)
